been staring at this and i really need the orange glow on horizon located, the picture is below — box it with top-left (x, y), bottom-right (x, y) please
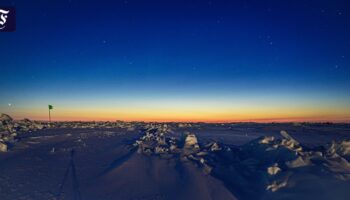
top-left (3, 102), bottom-right (350, 123)
top-left (7, 109), bottom-right (350, 123)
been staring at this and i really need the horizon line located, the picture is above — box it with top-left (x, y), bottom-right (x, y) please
top-left (10, 117), bottom-right (350, 124)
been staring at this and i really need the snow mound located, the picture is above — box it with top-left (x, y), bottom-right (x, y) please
top-left (0, 113), bottom-right (49, 151)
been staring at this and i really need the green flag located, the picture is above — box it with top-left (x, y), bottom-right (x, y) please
top-left (48, 105), bottom-right (53, 110)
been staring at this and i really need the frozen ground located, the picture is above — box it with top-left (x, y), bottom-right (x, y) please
top-left (1, 114), bottom-right (350, 200)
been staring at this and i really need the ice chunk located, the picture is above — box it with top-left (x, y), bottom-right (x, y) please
top-left (0, 113), bottom-right (13, 123)
top-left (286, 156), bottom-right (311, 168)
top-left (326, 140), bottom-right (350, 157)
top-left (266, 179), bottom-right (288, 192)
top-left (267, 163), bottom-right (281, 175)
top-left (259, 136), bottom-right (275, 144)
top-left (0, 142), bottom-right (7, 152)
top-left (280, 130), bottom-right (299, 146)
top-left (185, 133), bottom-right (198, 148)
top-left (210, 142), bottom-right (222, 151)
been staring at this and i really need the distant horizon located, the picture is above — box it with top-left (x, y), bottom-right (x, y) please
top-left (4, 113), bottom-right (350, 123)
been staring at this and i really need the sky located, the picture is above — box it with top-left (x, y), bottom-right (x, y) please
top-left (0, 0), bottom-right (350, 122)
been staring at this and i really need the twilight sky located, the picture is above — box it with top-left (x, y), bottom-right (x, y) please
top-left (1, 0), bottom-right (350, 122)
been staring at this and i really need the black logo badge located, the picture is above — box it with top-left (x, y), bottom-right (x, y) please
top-left (0, 7), bottom-right (15, 32)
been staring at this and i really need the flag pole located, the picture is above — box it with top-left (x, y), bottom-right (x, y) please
top-left (48, 105), bottom-right (53, 123)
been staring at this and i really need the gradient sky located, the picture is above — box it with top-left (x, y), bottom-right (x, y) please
top-left (1, 0), bottom-right (350, 122)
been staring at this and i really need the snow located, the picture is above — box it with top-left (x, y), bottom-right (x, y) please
top-left (1, 114), bottom-right (350, 199)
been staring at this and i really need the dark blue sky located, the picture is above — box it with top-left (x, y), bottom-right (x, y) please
top-left (1, 0), bottom-right (350, 121)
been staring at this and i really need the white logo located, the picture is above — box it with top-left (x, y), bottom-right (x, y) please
top-left (0, 9), bottom-right (10, 30)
